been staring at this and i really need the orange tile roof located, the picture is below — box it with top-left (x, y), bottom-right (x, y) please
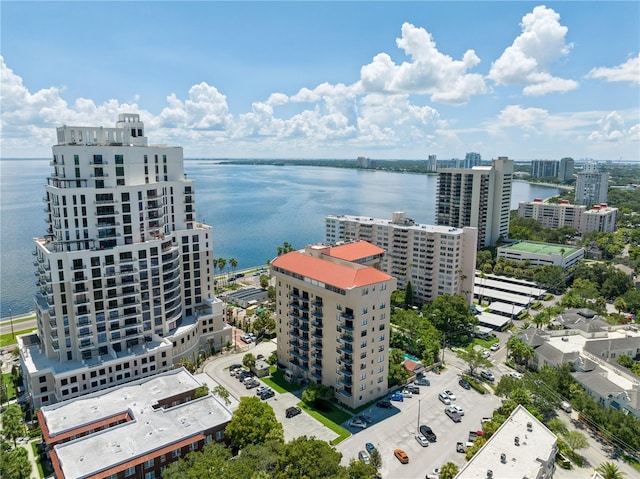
top-left (272, 251), bottom-right (392, 289)
top-left (326, 241), bottom-right (385, 262)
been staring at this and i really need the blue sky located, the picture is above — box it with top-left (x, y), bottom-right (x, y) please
top-left (1, 1), bottom-right (638, 161)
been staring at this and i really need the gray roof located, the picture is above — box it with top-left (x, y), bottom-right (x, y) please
top-left (584, 337), bottom-right (640, 358)
top-left (572, 367), bottom-right (640, 411)
top-left (535, 342), bottom-right (579, 366)
top-left (519, 328), bottom-right (548, 348)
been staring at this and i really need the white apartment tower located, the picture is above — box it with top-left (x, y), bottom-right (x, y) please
top-left (325, 212), bottom-right (477, 305)
top-left (436, 157), bottom-right (513, 248)
top-left (518, 199), bottom-right (585, 230)
top-left (20, 114), bottom-right (230, 409)
top-left (427, 154), bottom-right (437, 173)
top-left (575, 164), bottom-right (609, 206)
top-left (271, 242), bottom-right (396, 409)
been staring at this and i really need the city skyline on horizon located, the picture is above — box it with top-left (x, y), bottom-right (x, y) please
top-left (1, 2), bottom-right (639, 161)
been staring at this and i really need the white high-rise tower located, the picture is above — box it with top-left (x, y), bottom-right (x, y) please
top-left (20, 114), bottom-right (230, 408)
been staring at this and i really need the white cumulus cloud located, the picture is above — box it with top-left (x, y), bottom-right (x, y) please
top-left (587, 111), bottom-right (638, 142)
top-left (359, 23), bottom-right (486, 104)
top-left (489, 5), bottom-right (578, 95)
top-left (587, 54), bottom-right (640, 84)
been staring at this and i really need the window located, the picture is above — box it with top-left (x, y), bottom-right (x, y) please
top-left (144, 472), bottom-right (155, 479)
top-left (125, 466), bottom-right (136, 476)
top-left (144, 458), bottom-right (154, 468)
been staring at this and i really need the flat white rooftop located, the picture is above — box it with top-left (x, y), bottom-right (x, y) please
top-left (327, 214), bottom-right (466, 234)
top-left (474, 286), bottom-right (532, 306)
top-left (457, 405), bottom-right (557, 479)
top-left (43, 369), bottom-right (233, 479)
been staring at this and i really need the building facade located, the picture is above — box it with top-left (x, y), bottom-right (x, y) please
top-left (325, 212), bottom-right (477, 304)
top-left (436, 157), bottom-right (513, 248)
top-left (463, 152), bottom-right (482, 169)
top-left (531, 159), bottom-right (559, 179)
top-left (518, 199), bottom-right (585, 230)
top-left (582, 204), bottom-right (618, 234)
top-left (19, 114), bottom-right (231, 409)
top-left (575, 167), bottom-right (609, 206)
top-left (38, 368), bottom-right (232, 479)
top-left (427, 154), bottom-right (437, 173)
top-left (270, 243), bottom-right (397, 409)
top-left (558, 157), bottom-right (575, 182)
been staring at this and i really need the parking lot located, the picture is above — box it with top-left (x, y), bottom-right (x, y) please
top-left (203, 342), bottom-right (502, 478)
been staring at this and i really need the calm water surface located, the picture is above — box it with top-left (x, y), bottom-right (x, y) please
top-left (0, 159), bottom-right (560, 317)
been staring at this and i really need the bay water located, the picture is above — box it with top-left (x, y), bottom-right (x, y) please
top-left (0, 159), bottom-right (560, 317)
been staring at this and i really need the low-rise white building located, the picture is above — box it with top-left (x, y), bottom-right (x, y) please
top-left (497, 241), bottom-right (584, 272)
top-left (456, 405), bottom-right (557, 479)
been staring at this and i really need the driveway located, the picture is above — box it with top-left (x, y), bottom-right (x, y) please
top-left (202, 340), bottom-right (338, 443)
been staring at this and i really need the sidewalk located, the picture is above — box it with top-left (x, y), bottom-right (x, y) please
top-left (16, 437), bottom-right (41, 479)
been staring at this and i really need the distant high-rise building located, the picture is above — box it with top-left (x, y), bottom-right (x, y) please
top-left (575, 165), bottom-right (609, 206)
top-left (463, 152), bottom-right (482, 169)
top-left (20, 114), bottom-right (230, 408)
top-left (531, 159), bottom-right (559, 179)
top-left (271, 242), bottom-right (397, 409)
top-left (427, 154), bottom-right (437, 173)
top-left (558, 157), bottom-right (574, 182)
top-left (436, 157), bottom-right (513, 248)
top-left (325, 212), bottom-right (477, 304)
top-left (356, 156), bottom-right (374, 169)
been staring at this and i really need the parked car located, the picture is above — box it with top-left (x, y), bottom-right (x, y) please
top-left (401, 389), bottom-right (413, 398)
top-left (229, 364), bottom-right (243, 371)
top-left (358, 450), bottom-right (371, 464)
top-left (377, 400), bottom-right (393, 408)
top-left (414, 377), bottom-right (430, 386)
top-left (240, 334), bottom-right (253, 343)
top-left (456, 442), bottom-right (466, 453)
top-left (348, 419), bottom-right (368, 429)
top-left (451, 405), bottom-right (465, 416)
top-left (560, 401), bottom-right (572, 413)
top-left (444, 390), bottom-right (456, 401)
top-left (481, 349), bottom-right (490, 358)
top-left (285, 406), bottom-right (302, 418)
top-left (415, 434), bottom-right (429, 447)
top-left (256, 385), bottom-right (270, 395)
top-left (445, 406), bottom-right (462, 422)
top-left (405, 385), bottom-right (420, 394)
top-left (394, 448), bottom-right (409, 464)
top-left (480, 370), bottom-right (495, 382)
top-left (245, 380), bottom-right (259, 389)
top-left (490, 343), bottom-right (500, 352)
top-left (365, 442), bottom-right (376, 454)
top-left (509, 371), bottom-right (523, 379)
top-left (458, 378), bottom-right (471, 390)
top-left (259, 389), bottom-right (274, 400)
top-left (256, 354), bottom-right (265, 360)
top-left (419, 425), bottom-right (437, 442)
top-left (438, 392), bottom-right (451, 405)
top-left (390, 392), bottom-right (404, 402)
top-left (354, 414), bottom-right (373, 424)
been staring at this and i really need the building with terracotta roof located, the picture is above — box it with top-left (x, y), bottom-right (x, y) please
top-left (325, 212), bottom-right (477, 305)
top-left (38, 368), bottom-right (232, 479)
top-left (270, 243), bottom-right (397, 408)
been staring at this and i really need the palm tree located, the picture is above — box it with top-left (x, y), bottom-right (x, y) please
top-left (595, 462), bottom-right (626, 479)
top-left (230, 258), bottom-right (238, 278)
top-left (217, 258), bottom-right (226, 287)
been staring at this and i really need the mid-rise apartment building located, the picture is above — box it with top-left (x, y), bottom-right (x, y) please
top-left (518, 199), bottom-right (585, 230)
top-left (558, 157), bottom-right (574, 182)
top-left (270, 242), bottom-right (397, 409)
top-left (582, 204), bottom-right (618, 234)
top-left (575, 165), bottom-right (608, 206)
top-left (19, 114), bottom-right (230, 409)
top-left (463, 152), bottom-right (482, 169)
top-left (325, 212), bottom-right (477, 304)
top-left (518, 199), bottom-right (617, 234)
top-left (530, 159), bottom-right (559, 179)
top-left (436, 157), bottom-right (513, 248)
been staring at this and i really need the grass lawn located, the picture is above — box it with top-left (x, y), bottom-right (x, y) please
top-left (2, 373), bottom-right (16, 399)
top-left (261, 369), bottom-right (303, 394)
top-left (0, 327), bottom-right (37, 348)
top-left (298, 400), bottom-right (351, 445)
top-left (473, 337), bottom-right (498, 349)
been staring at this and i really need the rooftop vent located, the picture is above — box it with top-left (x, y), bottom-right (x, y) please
top-left (500, 453), bottom-right (506, 463)
top-left (514, 436), bottom-right (520, 446)
top-left (527, 422), bottom-right (533, 431)
top-left (487, 470), bottom-right (493, 478)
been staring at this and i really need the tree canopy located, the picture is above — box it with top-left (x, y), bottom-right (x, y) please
top-left (225, 396), bottom-right (284, 449)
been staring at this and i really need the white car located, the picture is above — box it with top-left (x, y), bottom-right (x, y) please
top-left (490, 343), bottom-right (500, 352)
top-left (438, 392), bottom-right (451, 405)
top-left (481, 349), bottom-right (490, 358)
top-left (415, 434), bottom-right (429, 447)
top-left (444, 390), bottom-right (456, 401)
top-left (401, 389), bottom-right (413, 398)
top-left (348, 419), bottom-right (368, 429)
top-left (451, 405), bottom-right (465, 416)
top-left (510, 371), bottom-right (523, 380)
